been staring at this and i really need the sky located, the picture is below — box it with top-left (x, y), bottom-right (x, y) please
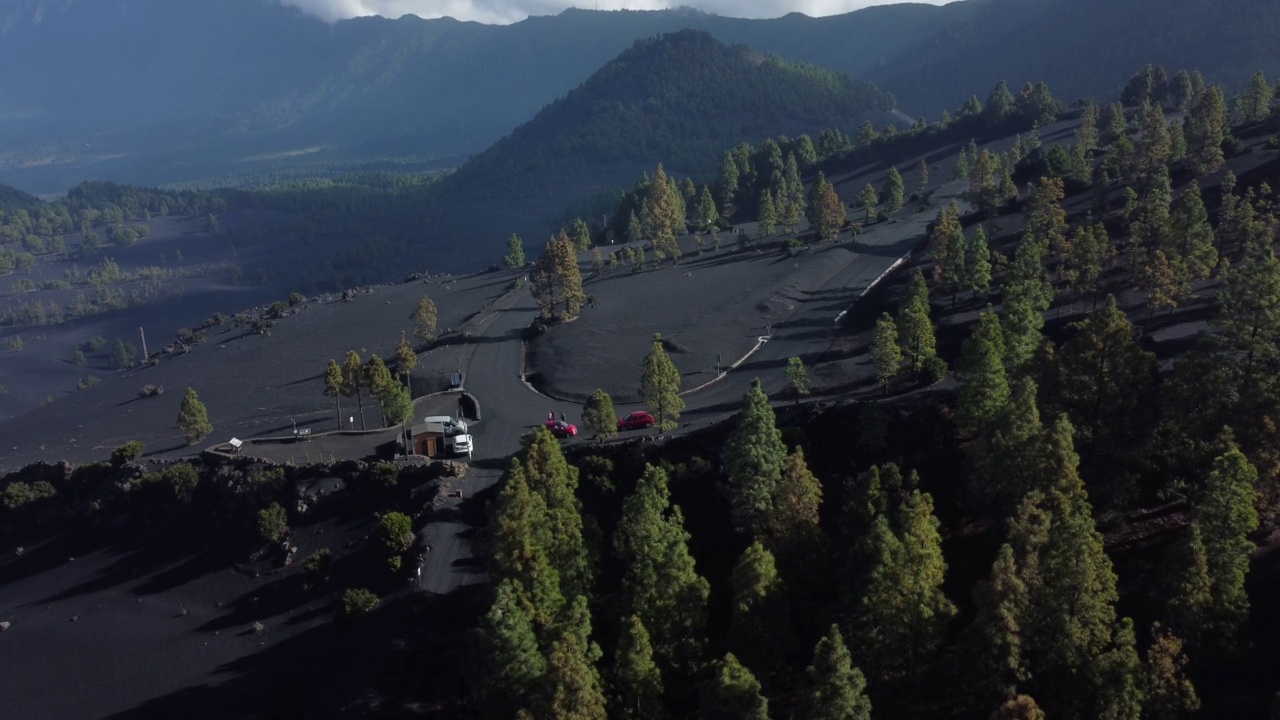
top-left (278, 0), bottom-right (954, 24)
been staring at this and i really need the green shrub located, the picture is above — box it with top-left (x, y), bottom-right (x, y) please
top-left (2, 480), bottom-right (56, 511)
top-left (920, 355), bottom-right (949, 385)
top-left (387, 555), bottom-right (402, 572)
top-left (371, 462), bottom-right (400, 490)
top-left (164, 464), bottom-right (200, 504)
top-left (257, 502), bottom-right (288, 543)
top-left (379, 511), bottom-right (414, 554)
top-left (288, 292), bottom-right (305, 306)
top-left (340, 588), bottom-right (378, 621)
top-left (303, 548), bottom-right (332, 580)
top-left (111, 441), bottom-right (145, 466)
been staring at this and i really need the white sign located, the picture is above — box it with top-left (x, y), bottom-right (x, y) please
top-left (229, 438), bottom-right (243, 449)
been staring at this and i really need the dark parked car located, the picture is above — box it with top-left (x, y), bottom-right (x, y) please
top-left (546, 419), bottom-right (578, 438)
top-left (617, 411), bottom-right (655, 431)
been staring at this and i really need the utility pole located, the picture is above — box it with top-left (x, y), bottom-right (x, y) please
top-left (139, 327), bottom-right (148, 362)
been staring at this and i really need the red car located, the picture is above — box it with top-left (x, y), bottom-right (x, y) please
top-left (617, 411), bottom-right (655, 431)
top-left (546, 419), bottom-right (578, 438)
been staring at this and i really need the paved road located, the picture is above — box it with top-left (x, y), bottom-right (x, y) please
top-left (415, 181), bottom-right (968, 595)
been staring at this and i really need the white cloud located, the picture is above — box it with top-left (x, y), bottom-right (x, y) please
top-left (278, 0), bottom-right (952, 24)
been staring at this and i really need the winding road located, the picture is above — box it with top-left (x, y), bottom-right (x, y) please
top-left (416, 180), bottom-right (968, 595)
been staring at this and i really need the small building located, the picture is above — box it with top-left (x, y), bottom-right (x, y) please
top-left (410, 423), bottom-right (446, 458)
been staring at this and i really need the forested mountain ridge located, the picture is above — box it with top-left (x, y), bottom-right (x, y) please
top-left (3, 0), bottom-right (1277, 194)
top-left (432, 29), bottom-right (895, 254)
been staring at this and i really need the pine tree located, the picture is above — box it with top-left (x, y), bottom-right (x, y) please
top-left (412, 295), bottom-right (438, 343)
top-left (365, 355), bottom-right (395, 426)
top-left (542, 596), bottom-right (607, 720)
top-left (474, 579), bottom-right (546, 717)
top-left (872, 312), bottom-right (903, 393)
top-left (1056, 295), bottom-right (1158, 484)
top-left (931, 201), bottom-right (966, 305)
top-left (488, 462), bottom-right (564, 627)
top-left (645, 164), bottom-right (682, 261)
top-left (897, 268), bottom-right (937, 372)
top-left (394, 331), bottom-right (417, 391)
top-left (956, 147), bottom-right (971, 180)
top-left (571, 217), bottom-right (592, 253)
top-left (1001, 233), bottom-right (1052, 369)
top-left (555, 231), bottom-right (587, 316)
top-left (640, 334), bottom-right (683, 431)
top-left (970, 543), bottom-right (1029, 703)
top-left (855, 121), bottom-right (878, 147)
top-left (695, 185), bottom-right (719, 231)
top-left (724, 378), bottom-right (787, 537)
top-left (176, 387), bottom-right (213, 444)
top-left (770, 447), bottom-right (824, 564)
top-left (626, 210), bottom-right (644, 245)
top-left (341, 350), bottom-right (366, 430)
top-left (756, 189), bottom-right (777, 239)
top-left (699, 654), bottom-right (768, 720)
top-left (956, 310), bottom-right (1011, 435)
top-left (729, 541), bottom-right (798, 677)
top-left (1066, 223), bottom-right (1111, 305)
top-left (505, 233), bottom-right (526, 268)
top-left (883, 167), bottom-right (905, 213)
top-left (985, 80), bottom-right (1016, 121)
top-left (581, 389), bottom-right (617, 442)
top-left (1135, 101), bottom-right (1172, 179)
top-left (966, 224), bottom-right (993, 297)
top-left (810, 172), bottom-right (845, 241)
top-left (615, 465), bottom-right (710, 673)
top-left (614, 616), bottom-right (666, 720)
top-left (917, 158), bottom-right (930, 191)
top-left (717, 151), bottom-right (740, 209)
top-left (1187, 85), bottom-right (1228, 174)
top-left (1168, 182), bottom-right (1218, 281)
top-left (803, 625), bottom-right (872, 720)
top-left (1216, 250), bottom-right (1280, 373)
top-left (1197, 447), bottom-right (1259, 640)
top-left (323, 358), bottom-right (345, 430)
top-left (1161, 524), bottom-right (1213, 646)
top-left (521, 428), bottom-right (592, 602)
top-left (785, 356), bottom-right (810, 404)
top-left (1241, 71), bottom-right (1274, 123)
top-left (990, 695), bottom-right (1045, 720)
top-left (1170, 70), bottom-right (1196, 111)
top-left (1142, 624), bottom-right (1200, 719)
top-left (969, 377), bottom-right (1048, 509)
top-left (970, 150), bottom-right (1002, 217)
top-left (859, 183), bottom-right (879, 224)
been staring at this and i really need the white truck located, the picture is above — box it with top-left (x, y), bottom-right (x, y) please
top-left (422, 416), bottom-right (473, 459)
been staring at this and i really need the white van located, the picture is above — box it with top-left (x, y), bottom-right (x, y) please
top-left (422, 415), bottom-right (468, 435)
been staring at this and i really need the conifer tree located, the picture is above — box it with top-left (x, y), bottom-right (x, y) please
top-left (695, 186), bottom-right (719, 231)
top-left (965, 224), bottom-right (993, 297)
top-left (897, 268), bottom-right (937, 372)
top-left (323, 358), bottom-right (345, 429)
top-left (566, 217), bottom-right (588, 253)
top-left (365, 355), bottom-right (395, 427)
top-left (613, 616), bottom-right (666, 720)
top-left (810, 172), bottom-right (845, 241)
top-left (855, 121), bottom-right (878, 147)
top-left (991, 695), bottom-right (1045, 720)
top-left (645, 164), bottom-right (682, 260)
top-left (858, 183), bottom-right (879, 224)
top-left (717, 151), bottom-right (740, 209)
top-left (1066, 222), bottom-right (1110, 306)
top-left (521, 428), bottom-right (592, 601)
top-left (626, 211), bottom-right (644, 245)
top-left (488, 462), bottom-right (564, 626)
top-left (803, 625), bottom-right (872, 720)
top-left (176, 387), bottom-right (213, 444)
top-left (970, 543), bottom-right (1029, 703)
top-left (931, 201), bottom-right (967, 305)
top-left (1197, 447), bottom-right (1259, 640)
top-left (1187, 85), bottom-right (1228, 174)
top-left (756, 189), bottom-right (777, 239)
top-left (475, 579), bottom-right (546, 717)
top-left (337, 350), bottom-right (370, 430)
top-left (957, 310), bottom-right (1010, 435)
top-left (784, 356), bottom-right (810, 404)
top-left (412, 294), bottom-right (438, 343)
top-left (394, 331), bottom-right (417, 391)
top-left (1216, 249), bottom-right (1280, 373)
top-left (770, 447), bottom-right (824, 564)
top-left (505, 233), bottom-right (526, 268)
top-left (872, 313), bottom-right (903, 393)
top-left (699, 654), bottom-right (768, 720)
top-left (724, 379), bottom-right (787, 537)
top-left (1056, 295), bottom-right (1158, 483)
top-left (917, 158), bottom-right (930, 191)
top-left (541, 595), bottom-right (607, 720)
top-left (554, 231), bottom-right (587, 316)
top-left (1000, 231), bottom-right (1053, 369)
top-left (1169, 118), bottom-right (1187, 162)
top-left (985, 80), bottom-right (1016, 121)
top-left (582, 389), bottom-right (617, 442)
top-left (1241, 71), bottom-right (1274, 123)
top-left (640, 334), bottom-right (683, 431)
top-left (969, 377), bottom-right (1048, 509)
top-left (615, 465), bottom-right (710, 673)
top-left (1168, 182), bottom-right (1218, 281)
top-left (729, 541), bottom-right (798, 677)
top-left (1170, 70), bottom-right (1196, 112)
top-left (1136, 101), bottom-right (1172, 179)
top-left (1161, 524), bottom-right (1213, 646)
top-left (883, 166), bottom-right (905, 214)
top-left (1142, 624), bottom-right (1200, 720)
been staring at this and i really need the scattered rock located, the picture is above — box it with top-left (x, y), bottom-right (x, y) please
top-left (0, 621), bottom-right (11, 631)
top-left (14, 547), bottom-right (22, 556)
top-left (70, 615), bottom-right (79, 622)
top-left (252, 621), bottom-right (265, 634)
